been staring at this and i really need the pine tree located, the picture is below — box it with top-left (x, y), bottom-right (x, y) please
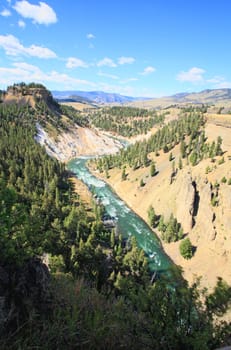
top-left (180, 140), bottom-right (187, 158)
top-left (150, 161), bottom-right (156, 177)
top-left (179, 238), bottom-right (193, 259)
top-left (110, 229), bottom-right (115, 248)
top-left (148, 205), bottom-right (156, 227)
top-left (158, 215), bottom-right (166, 233)
top-left (169, 152), bottom-right (173, 161)
top-left (190, 151), bottom-right (197, 166)
top-left (121, 167), bottom-right (126, 181)
top-left (215, 136), bottom-right (223, 156)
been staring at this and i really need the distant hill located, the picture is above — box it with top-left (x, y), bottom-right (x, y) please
top-left (57, 95), bottom-right (94, 105)
top-left (52, 90), bottom-right (150, 104)
top-left (130, 88), bottom-right (231, 109)
top-left (171, 88), bottom-right (231, 104)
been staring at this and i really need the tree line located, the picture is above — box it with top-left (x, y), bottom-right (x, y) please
top-left (89, 106), bottom-right (166, 137)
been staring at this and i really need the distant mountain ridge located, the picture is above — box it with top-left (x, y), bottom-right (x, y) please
top-left (170, 88), bottom-right (231, 103)
top-left (52, 90), bottom-right (150, 104)
top-left (130, 88), bottom-right (231, 109)
top-left (52, 88), bottom-right (231, 107)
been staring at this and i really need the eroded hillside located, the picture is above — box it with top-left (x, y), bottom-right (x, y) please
top-left (91, 110), bottom-right (231, 291)
top-left (35, 122), bottom-right (123, 161)
top-left (1, 83), bottom-right (123, 161)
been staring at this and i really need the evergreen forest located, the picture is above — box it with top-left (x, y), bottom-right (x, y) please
top-left (94, 108), bottom-right (223, 173)
top-left (88, 106), bottom-right (166, 137)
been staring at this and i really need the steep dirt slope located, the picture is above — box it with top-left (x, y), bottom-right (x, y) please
top-left (93, 118), bottom-right (231, 291)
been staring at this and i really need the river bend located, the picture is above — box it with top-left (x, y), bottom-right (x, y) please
top-left (68, 157), bottom-right (172, 273)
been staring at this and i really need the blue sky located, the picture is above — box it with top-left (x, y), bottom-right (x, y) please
top-left (0, 0), bottom-right (231, 97)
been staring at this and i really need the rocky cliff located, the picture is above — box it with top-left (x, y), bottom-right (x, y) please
top-left (175, 170), bottom-right (195, 233)
top-left (5, 84), bottom-right (55, 108)
top-left (193, 177), bottom-right (217, 240)
top-left (35, 123), bottom-right (123, 162)
top-left (175, 173), bottom-right (217, 241)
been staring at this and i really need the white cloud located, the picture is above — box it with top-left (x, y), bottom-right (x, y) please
top-left (0, 34), bottom-right (57, 58)
top-left (207, 76), bottom-right (226, 84)
top-left (13, 61), bottom-right (41, 73)
top-left (27, 44), bottom-right (56, 58)
top-left (47, 71), bottom-right (96, 87)
top-left (87, 33), bottom-right (95, 39)
top-left (97, 57), bottom-right (117, 67)
top-left (118, 56), bottom-right (135, 65)
top-left (207, 78), bottom-right (221, 84)
top-left (0, 62), bottom-right (96, 89)
top-left (214, 81), bottom-right (231, 88)
top-left (177, 70), bottom-right (231, 88)
top-left (18, 19), bottom-right (26, 28)
top-left (120, 77), bottom-right (138, 84)
top-left (140, 66), bottom-right (156, 75)
top-left (66, 57), bottom-right (88, 69)
top-left (13, 0), bottom-right (57, 25)
top-left (97, 82), bottom-right (137, 96)
top-left (207, 76), bottom-right (231, 89)
top-left (97, 71), bottom-right (119, 80)
top-left (0, 8), bottom-right (11, 16)
top-left (177, 67), bottom-right (205, 83)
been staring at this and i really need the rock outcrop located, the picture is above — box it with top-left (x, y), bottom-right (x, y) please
top-left (35, 123), bottom-right (123, 162)
top-left (194, 177), bottom-right (216, 240)
top-left (175, 170), bottom-right (195, 233)
top-left (7, 85), bottom-right (53, 104)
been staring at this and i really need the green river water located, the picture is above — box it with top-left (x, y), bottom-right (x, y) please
top-left (68, 157), bottom-right (172, 274)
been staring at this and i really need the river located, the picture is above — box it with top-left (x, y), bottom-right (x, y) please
top-left (68, 157), bottom-right (172, 273)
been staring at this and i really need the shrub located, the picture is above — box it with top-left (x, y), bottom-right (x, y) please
top-left (218, 157), bottom-right (225, 165)
top-left (211, 196), bottom-right (219, 207)
top-left (205, 166), bottom-right (211, 174)
top-left (179, 238), bottom-right (193, 259)
top-left (221, 176), bottom-right (227, 183)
